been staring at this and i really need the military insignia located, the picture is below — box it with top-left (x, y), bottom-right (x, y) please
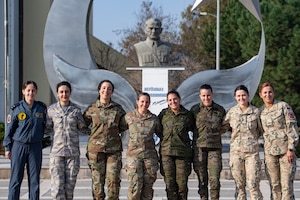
top-left (11, 102), bottom-right (20, 110)
top-left (7, 115), bottom-right (11, 123)
top-left (289, 113), bottom-right (295, 120)
top-left (35, 112), bottom-right (44, 118)
top-left (18, 112), bottom-right (27, 120)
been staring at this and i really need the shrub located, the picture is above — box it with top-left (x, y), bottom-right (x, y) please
top-left (0, 122), bottom-right (4, 141)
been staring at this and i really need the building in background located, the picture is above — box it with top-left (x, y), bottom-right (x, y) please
top-left (0, 0), bottom-right (128, 122)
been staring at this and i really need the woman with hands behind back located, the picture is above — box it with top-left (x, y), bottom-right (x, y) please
top-left (124, 92), bottom-right (163, 200)
top-left (158, 90), bottom-right (195, 200)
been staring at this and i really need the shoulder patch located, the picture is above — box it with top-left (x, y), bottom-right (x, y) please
top-left (18, 112), bottom-right (27, 121)
top-left (11, 102), bottom-right (20, 110)
top-left (284, 104), bottom-right (296, 120)
top-left (289, 113), bottom-right (295, 120)
top-left (7, 115), bottom-right (11, 123)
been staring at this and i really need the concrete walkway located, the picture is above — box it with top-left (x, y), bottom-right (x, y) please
top-left (1, 135), bottom-right (300, 199)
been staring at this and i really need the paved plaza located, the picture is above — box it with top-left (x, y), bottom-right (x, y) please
top-left (0, 179), bottom-right (300, 199)
top-left (1, 135), bottom-right (300, 199)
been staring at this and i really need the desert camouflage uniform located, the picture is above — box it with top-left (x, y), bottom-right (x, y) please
top-left (84, 100), bottom-right (127, 200)
top-left (260, 100), bottom-right (299, 200)
top-left (46, 101), bottom-right (88, 200)
top-left (190, 102), bottom-right (226, 200)
top-left (124, 109), bottom-right (163, 200)
top-left (224, 104), bottom-right (263, 200)
top-left (158, 105), bottom-right (195, 200)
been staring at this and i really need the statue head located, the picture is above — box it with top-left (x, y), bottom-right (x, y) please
top-left (144, 18), bottom-right (162, 41)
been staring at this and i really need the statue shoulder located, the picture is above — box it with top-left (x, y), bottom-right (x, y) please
top-left (134, 41), bottom-right (147, 50)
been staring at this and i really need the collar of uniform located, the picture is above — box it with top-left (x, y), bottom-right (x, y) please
top-left (96, 99), bottom-right (111, 108)
top-left (134, 108), bottom-right (152, 119)
top-left (200, 101), bottom-right (218, 110)
top-left (167, 105), bottom-right (187, 115)
top-left (146, 38), bottom-right (161, 47)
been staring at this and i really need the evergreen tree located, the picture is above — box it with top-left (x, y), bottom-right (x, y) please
top-left (181, 0), bottom-right (300, 123)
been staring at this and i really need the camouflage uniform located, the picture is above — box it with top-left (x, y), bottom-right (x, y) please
top-left (190, 102), bottom-right (226, 200)
top-left (158, 105), bottom-right (195, 200)
top-left (124, 109), bottom-right (163, 200)
top-left (84, 100), bottom-right (127, 200)
top-left (46, 101), bottom-right (88, 200)
top-left (260, 100), bottom-right (299, 200)
top-left (224, 104), bottom-right (263, 200)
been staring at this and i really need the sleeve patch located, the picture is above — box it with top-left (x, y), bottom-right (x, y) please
top-left (289, 113), bottom-right (295, 120)
top-left (7, 115), bottom-right (11, 123)
top-left (17, 112), bottom-right (27, 121)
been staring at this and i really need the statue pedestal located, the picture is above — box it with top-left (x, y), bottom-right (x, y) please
top-left (127, 66), bottom-right (185, 115)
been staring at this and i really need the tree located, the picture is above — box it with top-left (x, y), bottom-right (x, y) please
top-left (180, 0), bottom-right (260, 70)
top-left (181, 0), bottom-right (300, 124)
top-left (115, 1), bottom-right (180, 64)
top-left (115, 1), bottom-right (193, 91)
top-left (250, 0), bottom-right (300, 118)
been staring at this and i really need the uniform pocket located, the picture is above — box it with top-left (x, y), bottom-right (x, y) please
top-left (145, 158), bottom-right (159, 178)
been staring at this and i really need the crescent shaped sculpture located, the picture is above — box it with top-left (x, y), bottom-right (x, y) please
top-left (43, 0), bottom-right (136, 112)
top-left (178, 0), bottom-right (265, 110)
top-left (43, 0), bottom-right (264, 113)
top-left (53, 55), bottom-right (137, 112)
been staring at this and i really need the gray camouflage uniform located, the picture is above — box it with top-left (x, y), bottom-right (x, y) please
top-left (260, 100), bottom-right (299, 200)
top-left (190, 102), bottom-right (226, 200)
top-left (223, 104), bottom-right (263, 200)
top-left (158, 105), bottom-right (195, 200)
top-left (84, 100), bottom-right (127, 200)
top-left (124, 109), bottom-right (163, 200)
top-left (46, 102), bottom-right (88, 200)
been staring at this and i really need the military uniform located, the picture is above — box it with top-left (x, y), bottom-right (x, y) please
top-left (190, 102), bottom-right (226, 200)
top-left (124, 109), bottom-right (163, 200)
top-left (134, 38), bottom-right (172, 66)
top-left (158, 105), bottom-right (195, 200)
top-left (3, 100), bottom-right (47, 200)
top-left (224, 104), bottom-right (263, 200)
top-left (260, 100), bottom-right (299, 200)
top-left (84, 100), bottom-right (127, 200)
top-left (46, 101), bottom-right (88, 199)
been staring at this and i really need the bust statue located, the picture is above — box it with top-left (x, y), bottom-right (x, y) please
top-left (134, 18), bottom-right (172, 66)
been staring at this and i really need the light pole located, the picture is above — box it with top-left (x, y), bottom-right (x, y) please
top-left (194, 0), bottom-right (220, 70)
top-left (4, 0), bottom-right (10, 125)
top-left (216, 0), bottom-right (220, 70)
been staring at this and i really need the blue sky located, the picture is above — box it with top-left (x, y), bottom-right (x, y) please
top-left (92, 0), bottom-right (195, 49)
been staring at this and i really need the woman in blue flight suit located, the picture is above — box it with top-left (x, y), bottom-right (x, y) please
top-left (3, 80), bottom-right (47, 200)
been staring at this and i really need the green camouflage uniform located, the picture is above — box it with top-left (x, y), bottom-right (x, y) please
top-left (224, 104), bottom-right (263, 200)
top-left (260, 100), bottom-right (299, 200)
top-left (190, 102), bottom-right (226, 200)
top-left (124, 109), bottom-right (163, 200)
top-left (84, 100), bottom-right (127, 200)
top-left (158, 105), bottom-right (195, 200)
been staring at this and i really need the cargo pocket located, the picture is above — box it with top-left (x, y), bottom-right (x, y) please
top-left (125, 158), bottom-right (138, 183)
top-left (145, 158), bottom-right (158, 179)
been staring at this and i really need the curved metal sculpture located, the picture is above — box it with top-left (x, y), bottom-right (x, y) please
top-left (178, 0), bottom-right (265, 110)
top-left (43, 0), bottom-right (264, 112)
top-left (43, 0), bottom-right (136, 112)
